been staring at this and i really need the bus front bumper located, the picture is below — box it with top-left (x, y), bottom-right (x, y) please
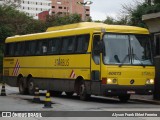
top-left (101, 84), bottom-right (154, 96)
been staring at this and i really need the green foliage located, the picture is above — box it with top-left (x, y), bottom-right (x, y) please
top-left (45, 13), bottom-right (82, 27)
top-left (103, 1), bottom-right (160, 27)
top-left (128, 3), bottom-right (149, 27)
top-left (0, 5), bottom-right (46, 44)
top-left (154, 0), bottom-right (160, 4)
top-left (104, 16), bottom-right (128, 25)
top-left (145, 3), bottom-right (160, 14)
top-left (104, 16), bottom-right (115, 24)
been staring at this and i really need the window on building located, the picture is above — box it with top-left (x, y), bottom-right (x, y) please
top-left (86, 9), bottom-right (90, 11)
top-left (59, 6), bottom-right (62, 9)
top-left (58, 12), bottom-right (62, 14)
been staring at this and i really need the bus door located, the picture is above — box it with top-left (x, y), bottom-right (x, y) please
top-left (91, 34), bottom-right (101, 94)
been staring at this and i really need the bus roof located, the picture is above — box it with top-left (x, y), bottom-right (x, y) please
top-left (5, 22), bottom-right (149, 43)
top-left (46, 22), bottom-right (149, 34)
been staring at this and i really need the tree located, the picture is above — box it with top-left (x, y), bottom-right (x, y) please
top-left (154, 0), bottom-right (160, 4)
top-left (45, 13), bottom-right (82, 27)
top-left (104, 16), bottom-right (115, 24)
top-left (0, 5), bottom-right (46, 43)
top-left (119, 0), bottom-right (160, 28)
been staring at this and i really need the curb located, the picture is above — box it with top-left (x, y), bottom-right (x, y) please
top-left (131, 98), bottom-right (160, 105)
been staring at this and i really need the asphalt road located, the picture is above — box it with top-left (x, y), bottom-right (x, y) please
top-left (0, 85), bottom-right (160, 120)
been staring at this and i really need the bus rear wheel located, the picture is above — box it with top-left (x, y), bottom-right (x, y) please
top-left (118, 95), bottom-right (130, 103)
top-left (79, 84), bottom-right (90, 101)
top-left (18, 77), bottom-right (28, 95)
top-left (27, 78), bottom-right (35, 95)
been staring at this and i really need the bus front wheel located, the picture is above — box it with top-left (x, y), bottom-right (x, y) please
top-left (79, 84), bottom-right (90, 101)
top-left (118, 95), bottom-right (130, 103)
top-left (66, 92), bottom-right (74, 97)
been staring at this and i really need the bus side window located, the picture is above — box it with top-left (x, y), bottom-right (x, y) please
top-left (15, 42), bottom-right (24, 56)
top-left (5, 43), bottom-right (14, 56)
top-left (75, 34), bottom-right (90, 53)
top-left (24, 42), bottom-right (30, 55)
top-left (47, 38), bottom-right (59, 54)
top-left (75, 36), bottom-right (83, 53)
top-left (92, 35), bottom-right (100, 65)
top-left (10, 43), bottom-right (15, 56)
top-left (67, 36), bottom-right (75, 53)
top-left (61, 37), bottom-right (68, 54)
top-left (19, 42), bottom-right (25, 56)
top-left (83, 34), bottom-right (90, 52)
top-left (30, 41), bottom-right (36, 55)
top-left (35, 41), bottom-right (42, 55)
top-left (42, 40), bottom-right (47, 54)
top-left (61, 36), bottom-right (75, 54)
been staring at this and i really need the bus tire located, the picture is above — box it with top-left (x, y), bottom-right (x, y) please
top-left (66, 92), bottom-right (74, 97)
top-left (118, 95), bottom-right (130, 103)
top-left (50, 91), bottom-right (62, 96)
top-left (18, 77), bottom-right (28, 95)
top-left (79, 83), bottom-right (90, 101)
top-left (27, 78), bottom-right (35, 95)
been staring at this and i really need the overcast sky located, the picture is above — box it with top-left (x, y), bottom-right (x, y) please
top-left (89, 0), bottom-right (144, 21)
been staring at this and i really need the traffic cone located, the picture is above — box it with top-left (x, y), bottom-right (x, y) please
top-left (1, 82), bottom-right (6, 96)
top-left (43, 90), bottom-right (52, 108)
top-left (32, 87), bottom-right (40, 103)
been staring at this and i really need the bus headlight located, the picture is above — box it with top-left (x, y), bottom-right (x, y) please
top-left (146, 79), bottom-right (154, 84)
top-left (107, 78), bottom-right (117, 84)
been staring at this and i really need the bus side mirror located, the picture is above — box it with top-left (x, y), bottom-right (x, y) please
top-left (93, 40), bottom-right (104, 54)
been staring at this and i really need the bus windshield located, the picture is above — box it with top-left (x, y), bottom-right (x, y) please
top-left (103, 34), bottom-right (153, 66)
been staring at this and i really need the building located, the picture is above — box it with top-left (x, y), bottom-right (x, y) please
top-left (142, 12), bottom-right (160, 100)
top-left (19, 0), bottom-right (52, 19)
top-left (142, 12), bottom-right (160, 55)
top-left (0, 0), bottom-right (52, 19)
top-left (51, 0), bottom-right (90, 21)
top-left (0, 0), bottom-right (91, 20)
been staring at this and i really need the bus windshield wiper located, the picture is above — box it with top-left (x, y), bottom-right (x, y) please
top-left (119, 54), bottom-right (130, 67)
top-left (132, 54), bottom-right (145, 68)
top-left (131, 48), bottom-right (145, 68)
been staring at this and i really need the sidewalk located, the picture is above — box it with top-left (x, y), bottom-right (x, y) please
top-left (131, 95), bottom-right (160, 105)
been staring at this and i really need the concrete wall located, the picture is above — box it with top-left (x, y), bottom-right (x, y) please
top-left (142, 12), bottom-right (160, 33)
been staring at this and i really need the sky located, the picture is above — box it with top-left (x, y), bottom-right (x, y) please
top-left (89, 0), bottom-right (144, 21)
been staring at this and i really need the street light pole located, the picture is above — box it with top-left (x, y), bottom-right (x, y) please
top-left (77, 1), bottom-right (93, 21)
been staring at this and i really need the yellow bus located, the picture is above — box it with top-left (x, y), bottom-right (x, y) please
top-left (3, 22), bottom-right (155, 102)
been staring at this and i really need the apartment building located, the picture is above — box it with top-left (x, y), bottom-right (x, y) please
top-left (0, 0), bottom-right (52, 19)
top-left (51, 0), bottom-right (90, 20)
top-left (20, 0), bottom-right (52, 19)
top-left (0, 0), bottom-right (90, 20)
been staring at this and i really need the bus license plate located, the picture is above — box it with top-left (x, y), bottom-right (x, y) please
top-left (127, 91), bottom-right (135, 94)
